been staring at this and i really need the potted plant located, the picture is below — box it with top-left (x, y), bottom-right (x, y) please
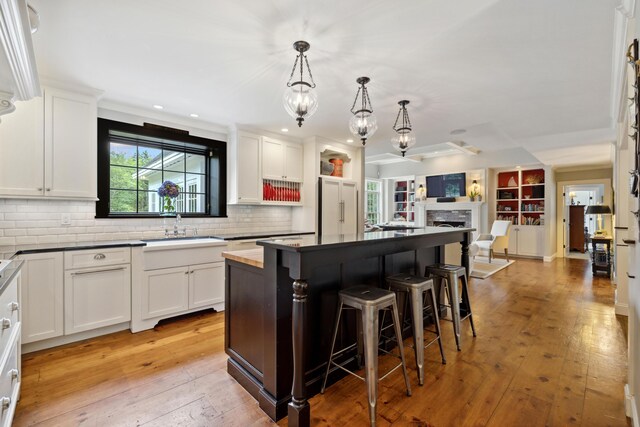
top-left (469, 189), bottom-right (479, 202)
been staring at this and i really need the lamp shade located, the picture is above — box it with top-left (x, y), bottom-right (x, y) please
top-left (585, 205), bottom-right (612, 215)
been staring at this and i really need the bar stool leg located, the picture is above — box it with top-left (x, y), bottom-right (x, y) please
top-left (461, 274), bottom-right (477, 337)
top-left (427, 287), bottom-right (446, 364)
top-left (408, 287), bottom-right (425, 386)
top-left (391, 299), bottom-right (412, 397)
top-left (447, 273), bottom-right (462, 351)
top-left (321, 301), bottom-right (343, 394)
top-left (361, 305), bottom-right (379, 427)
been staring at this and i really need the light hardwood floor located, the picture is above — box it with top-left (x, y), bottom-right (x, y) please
top-left (15, 258), bottom-right (629, 426)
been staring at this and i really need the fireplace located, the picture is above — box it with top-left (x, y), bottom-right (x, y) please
top-left (414, 201), bottom-right (485, 237)
top-left (433, 220), bottom-right (466, 227)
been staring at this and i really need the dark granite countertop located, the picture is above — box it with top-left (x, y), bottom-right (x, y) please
top-left (258, 226), bottom-right (475, 252)
top-left (210, 230), bottom-right (314, 241)
top-left (4, 240), bottom-right (147, 258)
top-left (0, 259), bottom-right (23, 295)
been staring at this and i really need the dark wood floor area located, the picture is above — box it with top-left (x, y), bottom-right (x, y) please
top-left (15, 258), bottom-right (629, 426)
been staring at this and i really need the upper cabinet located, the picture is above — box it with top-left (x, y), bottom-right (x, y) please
top-left (0, 0), bottom-right (41, 119)
top-left (228, 130), bottom-right (262, 204)
top-left (262, 137), bottom-right (303, 182)
top-left (0, 86), bottom-right (98, 200)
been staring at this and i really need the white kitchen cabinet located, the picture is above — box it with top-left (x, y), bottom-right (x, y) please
top-left (0, 86), bottom-right (97, 199)
top-left (18, 252), bottom-right (64, 344)
top-left (508, 225), bottom-right (544, 257)
top-left (64, 265), bottom-right (131, 334)
top-left (228, 130), bottom-right (262, 204)
top-left (262, 137), bottom-right (303, 182)
top-left (0, 262), bottom-right (21, 427)
top-left (141, 266), bottom-right (189, 320)
top-left (319, 177), bottom-right (358, 235)
top-left (189, 262), bottom-right (225, 309)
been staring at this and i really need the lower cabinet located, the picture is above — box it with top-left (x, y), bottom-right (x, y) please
top-left (0, 264), bottom-right (22, 427)
top-left (508, 225), bottom-right (544, 257)
top-left (64, 265), bottom-right (131, 334)
top-left (141, 262), bottom-right (224, 321)
top-left (18, 252), bottom-right (64, 344)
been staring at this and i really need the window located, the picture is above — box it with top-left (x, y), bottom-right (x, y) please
top-left (96, 119), bottom-right (226, 218)
top-left (365, 179), bottom-right (382, 224)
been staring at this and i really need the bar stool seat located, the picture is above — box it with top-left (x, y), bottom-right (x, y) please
top-left (321, 285), bottom-right (411, 427)
top-left (385, 274), bottom-right (446, 386)
top-left (425, 264), bottom-right (477, 351)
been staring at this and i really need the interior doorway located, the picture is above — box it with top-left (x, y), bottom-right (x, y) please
top-left (562, 183), bottom-right (605, 259)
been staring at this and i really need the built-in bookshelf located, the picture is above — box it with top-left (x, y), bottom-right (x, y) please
top-left (496, 168), bottom-right (545, 226)
top-left (393, 178), bottom-right (415, 222)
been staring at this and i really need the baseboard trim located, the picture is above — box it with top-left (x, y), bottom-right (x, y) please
top-left (616, 302), bottom-right (630, 316)
top-left (625, 384), bottom-right (638, 424)
top-left (543, 253), bottom-right (557, 263)
top-left (22, 322), bottom-right (130, 354)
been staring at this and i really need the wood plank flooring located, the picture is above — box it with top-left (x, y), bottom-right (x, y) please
top-left (14, 258), bottom-right (630, 426)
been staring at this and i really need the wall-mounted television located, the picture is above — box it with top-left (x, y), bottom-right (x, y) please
top-left (426, 173), bottom-right (466, 198)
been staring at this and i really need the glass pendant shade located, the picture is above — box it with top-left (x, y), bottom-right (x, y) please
top-left (391, 100), bottom-right (415, 157)
top-left (283, 83), bottom-right (318, 127)
top-left (284, 41), bottom-right (317, 127)
top-left (349, 77), bottom-right (377, 145)
top-left (349, 111), bottom-right (378, 143)
top-left (391, 132), bottom-right (416, 156)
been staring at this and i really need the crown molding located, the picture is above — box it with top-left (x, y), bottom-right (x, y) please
top-left (0, 0), bottom-right (40, 100)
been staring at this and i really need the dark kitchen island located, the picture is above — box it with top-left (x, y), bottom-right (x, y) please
top-left (223, 227), bottom-right (473, 426)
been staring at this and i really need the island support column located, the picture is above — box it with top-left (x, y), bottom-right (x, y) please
top-left (289, 279), bottom-right (310, 426)
top-left (461, 231), bottom-right (470, 278)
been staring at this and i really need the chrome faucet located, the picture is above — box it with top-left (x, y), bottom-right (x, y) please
top-left (165, 214), bottom-right (188, 238)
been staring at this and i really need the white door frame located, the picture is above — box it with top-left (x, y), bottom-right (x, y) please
top-left (555, 178), bottom-right (612, 258)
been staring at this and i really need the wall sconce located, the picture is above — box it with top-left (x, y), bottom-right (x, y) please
top-left (417, 184), bottom-right (426, 201)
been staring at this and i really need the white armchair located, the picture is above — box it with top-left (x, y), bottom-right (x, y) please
top-left (474, 220), bottom-right (511, 263)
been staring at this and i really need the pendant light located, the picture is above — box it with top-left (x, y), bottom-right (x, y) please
top-left (391, 100), bottom-right (415, 157)
top-left (348, 77), bottom-right (378, 145)
top-left (283, 41), bottom-right (318, 127)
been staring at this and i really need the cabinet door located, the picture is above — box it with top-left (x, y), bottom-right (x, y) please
top-left (517, 226), bottom-right (544, 256)
top-left (508, 227), bottom-right (518, 255)
top-left (236, 133), bottom-right (262, 203)
top-left (188, 262), bottom-right (224, 309)
top-left (320, 178), bottom-right (341, 235)
top-left (0, 96), bottom-right (44, 197)
top-left (262, 137), bottom-right (284, 180)
top-left (64, 265), bottom-right (131, 334)
top-left (44, 88), bottom-right (97, 198)
top-left (283, 142), bottom-right (303, 182)
top-left (341, 180), bottom-right (358, 234)
top-left (20, 252), bottom-right (64, 344)
top-left (141, 266), bottom-right (189, 320)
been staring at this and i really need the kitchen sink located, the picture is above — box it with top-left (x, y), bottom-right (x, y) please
top-left (142, 237), bottom-right (227, 250)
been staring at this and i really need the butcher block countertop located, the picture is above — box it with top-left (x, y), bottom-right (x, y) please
top-left (222, 248), bottom-right (264, 269)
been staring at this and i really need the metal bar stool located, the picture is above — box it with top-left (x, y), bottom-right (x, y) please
top-left (425, 264), bottom-right (477, 351)
top-left (385, 274), bottom-right (446, 386)
top-left (321, 285), bottom-right (411, 427)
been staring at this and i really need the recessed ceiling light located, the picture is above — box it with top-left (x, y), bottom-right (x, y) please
top-left (153, 105), bottom-right (164, 110)
top-left (450, 128), bottom-right (466, 135)
top-left (434, 151), bottom-right (439, 154)
top-left (516, 165), bottom-right (521, 169)
top-left (347, 139), bottom-right (354, 143)
top-left (281, 128), bottom-right (289, 132)
top-left (190, 113), bottom-right (199, 118)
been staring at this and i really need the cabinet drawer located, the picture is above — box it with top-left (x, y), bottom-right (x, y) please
top-left (143, 246), bottom-right (225, 270)
top-left (0, 334), bottom-right (19, 427)
top-left (65, 247), bottom-right (131, 269)
top-left (0, 277), bottom-right (19, 356)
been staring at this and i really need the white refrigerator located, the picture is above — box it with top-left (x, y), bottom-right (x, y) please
top-left (318, 177), bottom-right (358, 235)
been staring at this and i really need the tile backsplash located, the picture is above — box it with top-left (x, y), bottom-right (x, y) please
top-left (0, 199), bottom-right (293, 247)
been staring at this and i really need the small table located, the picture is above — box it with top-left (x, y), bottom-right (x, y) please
top-left (590, 235), bottom-right (612, 277)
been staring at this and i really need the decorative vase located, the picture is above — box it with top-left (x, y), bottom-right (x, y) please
top-left (469, 196), bottom-right (475, 202)
top-left (477, 195), bottom-right (482, 202)
top-left (163, 196), bottom-right (176, 213)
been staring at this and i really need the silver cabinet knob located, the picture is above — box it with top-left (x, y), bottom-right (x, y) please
top-left (0, 396), bottom-right (10, 410)
top-left (184, 271), bottom-right (189, 275)
top-left (9, 369), bottom-right (18, 381)
top-left (37, 187), bottom-right (43, 191)
top-left (8, 302), bottom-right (18, 312)
top-left (46, 188), bottom-right (51, 191)
top-left (1, 319), bottom-right (11, 330)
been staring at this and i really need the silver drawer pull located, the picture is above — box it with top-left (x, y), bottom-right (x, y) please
top-left (1, 319), bottom-right (10, 330)
top-left (93, 253), bottom-right (106, 260)
top-left (190, 271), bottom-right (194, 274)
top-left (9, 369), bottom-right (18, 381)
top-left (8, 302), bottom-right (18, 312)
top-left (0, 397), bottom-right (10, 410)
top-left (184, 271), bottom-right (189, 275)
top-left (71, 267), bottom-right (126, 276)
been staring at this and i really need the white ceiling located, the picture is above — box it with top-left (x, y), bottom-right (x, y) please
top-left (29, 0), bottom-right (618, 164)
